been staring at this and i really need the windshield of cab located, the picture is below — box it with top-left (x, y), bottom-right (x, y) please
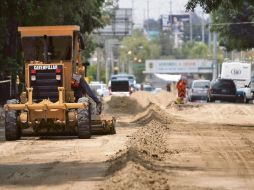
top-left (21, 36), bottom-right (72, 62)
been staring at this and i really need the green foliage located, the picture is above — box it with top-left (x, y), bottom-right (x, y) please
top-left (87, 64), bottom-right (97, 81)
top-left (87, 64), bottom-right (106, 82)
top-left (186, 0), bottom-right (243, 13)
top-left (186, 0), bottom-right (254, 50)
top-left (187, 42), bottom-right (209, 58)
top-left (120, 29), bottom-right (161, 61)
top-left (119, 29), bottom-right (161, 82)
top-left (173, 41), bottom-right (210, 59)
top-left (159, 31), bottom-right (174, 56)
top-left (212, 2), bottom-right (254, 50)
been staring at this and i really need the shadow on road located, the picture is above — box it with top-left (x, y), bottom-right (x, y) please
top-left (0, 160), bottom-right (107, 186)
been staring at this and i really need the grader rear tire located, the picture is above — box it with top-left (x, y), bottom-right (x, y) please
top-left (77, 97), bottom-right (91, 139)
top-left (5, 99), bottom-right (20, 141)
top-left (109, 120), bottom-right (116, 135)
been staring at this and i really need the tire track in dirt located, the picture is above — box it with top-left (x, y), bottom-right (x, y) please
top-left (192, 123), bottom-right (254, 174)
top-left (100, 99), bottom-right (254, 190)
top-left (99, 104), bottom-right (223, 190)
top-left (100, 105), bottom-right (174, 190)
top-left (218, 128), bottom-right (253, 178)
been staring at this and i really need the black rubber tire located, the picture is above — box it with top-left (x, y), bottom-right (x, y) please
top-left (246, 99), bottom-right (252, 104)
top-left (243, 94), bottom-right (247, 103)
top-left (208, 97), bottom-right (214, 102)
top-left (77, 97), bottom-right (91, 139)
top-left (109, 121), bottom-right (116, 135)
top-left (5, 99), bottom-right (20, 141)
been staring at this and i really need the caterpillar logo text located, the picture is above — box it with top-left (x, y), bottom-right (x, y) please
top-left (34, 65), bottom-right (58, 70)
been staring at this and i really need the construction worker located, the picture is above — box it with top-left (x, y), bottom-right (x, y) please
top-left (71, 73), bottom-right (102, 114)
top-left (176, 77), bottom-right (187, 104)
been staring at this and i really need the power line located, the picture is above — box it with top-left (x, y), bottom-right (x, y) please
top-left (209, 21), bottom-right (254, 26)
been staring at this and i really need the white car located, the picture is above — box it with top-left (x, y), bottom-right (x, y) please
top-left (89, 82), bottom-right (109, 97)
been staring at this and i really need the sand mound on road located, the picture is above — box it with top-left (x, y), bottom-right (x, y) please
top-left (104, 96), bottom-right (145, 115)
top-left (103, 91), bottom-right (176, 116)
top-left (166, 102), bottom-right (254, 126)
top-left (101, 120), bottom-right (170, 190)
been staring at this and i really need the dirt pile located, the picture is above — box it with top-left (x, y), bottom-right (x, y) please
top-left (131, 91), bottom-right (176, 108)
top-left (103, 96), bottom-right (145, 115)
top-left (101, 119), bottom-right (171, 190)
top-left (166, 103), bottom-right (254, 125)
top-left (103, 91), bottom-right (176, 116)
top-left (131, 104), bottom-right (174, 125)
top-left (100, 101), bottom-right (254, 190)
top-left (99, 103), bottom-right (179, 190)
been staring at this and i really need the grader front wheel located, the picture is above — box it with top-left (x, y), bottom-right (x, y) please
top-left (77, 97), bottom-right (91, 139)
top-left (5, 100), bottom-right (20, 141)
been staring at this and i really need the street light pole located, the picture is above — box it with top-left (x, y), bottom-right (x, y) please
top-left (127, 50), bottom-right (132, 74)
top-left (212, 32), bottom-right (218, 80)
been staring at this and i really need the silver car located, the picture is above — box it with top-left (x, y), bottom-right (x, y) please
top-left (188, 80), bottom-right (210, 102)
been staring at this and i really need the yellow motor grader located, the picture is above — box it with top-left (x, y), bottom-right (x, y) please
top-left (4, 26), bottom-right (115, 140)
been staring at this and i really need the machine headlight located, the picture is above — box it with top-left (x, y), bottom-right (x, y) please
top-left (31, 75), bottom-right (36, 81)
top-left (56, 74), bottom-right (61, 80)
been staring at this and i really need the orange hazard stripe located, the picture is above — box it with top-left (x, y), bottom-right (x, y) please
top-left (178, 89), bottom-right (186, 98)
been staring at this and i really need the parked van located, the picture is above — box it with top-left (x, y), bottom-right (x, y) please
top-left (221, 62), bottom-right (253, 103)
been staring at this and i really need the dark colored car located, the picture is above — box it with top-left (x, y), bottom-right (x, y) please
top-left (110, 79), bottom-right (131, 96)
top-left (208, 79), bottom-right (237, 102)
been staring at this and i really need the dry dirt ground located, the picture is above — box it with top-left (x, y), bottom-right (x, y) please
top-left (1, 91), bottom-right (254, 190)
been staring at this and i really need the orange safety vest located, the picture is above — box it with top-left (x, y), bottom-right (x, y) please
top-left (177, 80), bottom-right (187, 98)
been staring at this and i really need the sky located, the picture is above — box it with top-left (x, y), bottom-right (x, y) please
top-left (118, 0), bottom-right (191, 26)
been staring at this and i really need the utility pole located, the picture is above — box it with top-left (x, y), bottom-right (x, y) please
top-left (105, 40), bottom-right (109, 83)
top-left (169, 0), bottom-right (174, 47)
top-left (208, 17), bottom-right (211, 49)
top-left (201, 12), bottom-right (205, 43)
top-left (169, 0), bottom-right (172, 15)
top-left (96, 48), bottom-right (100, 81)
top-left (132, 0), bottom-right (134, 26)
top-left (169, 0), bottom-right (173, 29)
top-left (213, 32), bottom-right (218, 80)
top-left (190, 13), bottom-right (193, 42)
top-left (147, 0), bottom-right (150, 31)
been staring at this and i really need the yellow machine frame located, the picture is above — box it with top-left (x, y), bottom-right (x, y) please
top-left (5, 26), bottom-right (86, 125)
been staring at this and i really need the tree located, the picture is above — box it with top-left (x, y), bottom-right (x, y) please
top-left (159, 31), bottom-right (174, 57)
top-left (186, 0), bottom-right (254, 50)
top-left (212, 2), bottom-right (254, 50)
top-left (0, 0), bottom-right (116, 79)
top-left (87, 64), bottom-right (106, 82)
top-left (119, 29), bottom-right (161, 82)
top-left (173, 41), bottom-right (209, 59)
top-left (186, 0), bottom-right (243, 13)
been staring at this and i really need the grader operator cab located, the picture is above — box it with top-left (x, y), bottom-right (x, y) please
top-left (4, 26), bottom-right (115, 140)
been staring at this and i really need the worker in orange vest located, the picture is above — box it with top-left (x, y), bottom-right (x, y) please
top-left (176, 77), bottom-right (187, 104)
